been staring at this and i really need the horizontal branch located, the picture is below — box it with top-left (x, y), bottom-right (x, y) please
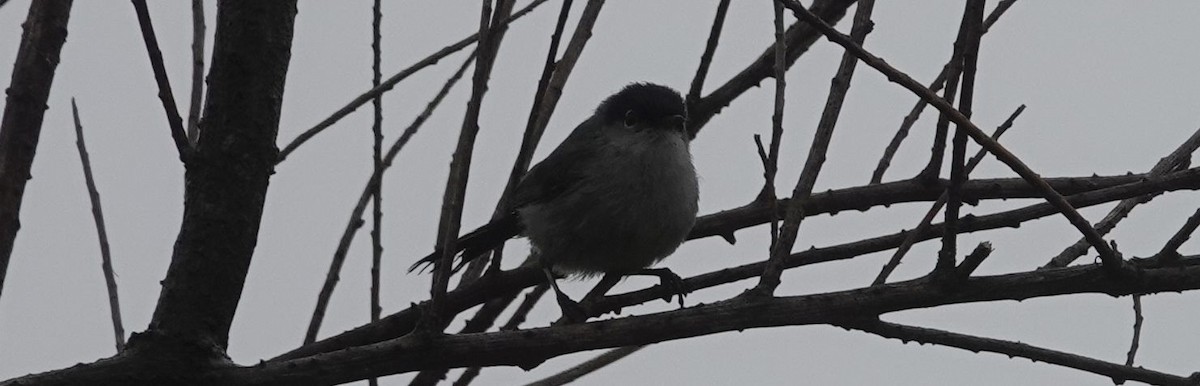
top-left (220, 256), bottom-right (1200, 385)
top-left (689, 171), bottom-right (1190, 240)
top-left (275, 167), bottom-right (1200, 360)
top-left (841, 319), bottom-right (1198, 385)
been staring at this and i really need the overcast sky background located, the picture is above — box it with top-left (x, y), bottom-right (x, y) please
top-left (2, 1), bottom-right (1199, 385)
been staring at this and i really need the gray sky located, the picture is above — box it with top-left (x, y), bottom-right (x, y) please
top-left (2, 1), bottom-right (1199, 385)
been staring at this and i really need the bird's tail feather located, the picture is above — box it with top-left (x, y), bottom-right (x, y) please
top-left (408, 214), bottom-right (522, 273)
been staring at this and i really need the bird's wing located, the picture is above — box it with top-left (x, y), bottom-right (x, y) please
top-left (509, 117), bottom-right (602, 209)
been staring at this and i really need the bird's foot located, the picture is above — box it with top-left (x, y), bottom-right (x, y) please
top-left (554, 292), bottom-right (588, 324)
top-left (633, 268), bottom-right (690, 307)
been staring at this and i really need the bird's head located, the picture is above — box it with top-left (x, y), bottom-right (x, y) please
top-left (596, 83), bottom-right (687, 134)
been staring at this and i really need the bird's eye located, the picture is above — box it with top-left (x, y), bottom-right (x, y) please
top-left (623, 110), bottom-right (638, 128)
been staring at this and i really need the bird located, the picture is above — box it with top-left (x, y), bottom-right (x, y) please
top-left (411, 83), bottom-right (699, 321)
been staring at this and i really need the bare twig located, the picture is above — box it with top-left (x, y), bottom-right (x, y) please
top-left (1159, 207), bottom-right (1200, 262)
top-left (303, 53), bottom-right (475, 345)
top-left (870, 0), bottom-right (1018, 184)
top-left (841, 319), bottom-right (1193, 386)
top-left (689, 0), bottom-right (856, 135)
top-left (953, 242), bottom-right (993, 281)
top-left (1125, 295), bottom-right (1143, 368)
top-left (525, 346), bottom-right (645, 386)
top-left (468, 0), bottom-right (604, 278)
top-left (779, 0), bottom-right (1124, 275)
top-left (874, 105), bottom-right (1025, 285)
top-left (754, 0), bottom-right (874, 295)
top-left (275, 0), bottom-right (549, 164)
top-left (1046, 127), bottom-right (1200, 268)
top-left (758, 0), bottom-right (788, 251)
top-left (130, 0), bottom-right (192, 160)
top-left (937, 0), bottom-right (985, 273)
top-left (71, 99), bottom-right (125, 352)
top-left (186, 0), bottom-right (205, 145)
top-left (430, 0), bottom-right (512, 330)
top-left (0, 0), bottom-right (73, 302)
top-left (367, 2), bottom-right (383, 385)
top-left (685, 0), bottom-right (731, 110)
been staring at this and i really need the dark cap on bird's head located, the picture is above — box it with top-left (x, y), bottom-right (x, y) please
top-left (597, 83), bottom-right (687, 130)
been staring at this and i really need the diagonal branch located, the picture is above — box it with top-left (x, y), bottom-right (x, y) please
top-left (275, 0), bottom-right (549, 165)
top-left (1158, 207), bottom-right (1200, 262)
top-left (1046, 127), bottom-right (1200, 267)
top-left (525, 346), bottom-right (644, 386)
top-left (131, 0), bottom-right (192, 160)
top-left (429, 0), bottom-right (514, 327)
top-left (840, 318), bottom-right (1195, 386)
top-left (685, 0), bottom-right (732, 109)
top-left (72, 98), bottom-right (125, 352)
top-left (304, 53), bottom-right (474, 345)
top-left (754, 0), bottom-right (874, 294)
top-left (874, 105), bottom-right (1025, 284)
top-left (186, 0), bottom-right (205, 145)
top-left (688, 0), bottom-right (856, 136)
top-left (870, 0), bottom-right (1018, 184)
top-left (778, 0), bottom-right (1125, 275)
top-left (937, 0), bottom-right (985, 273)
top-left (0, 0), bottom-right (73, 302)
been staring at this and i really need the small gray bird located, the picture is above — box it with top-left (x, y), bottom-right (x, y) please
top-left (412, 83), bottom-right (698, 319)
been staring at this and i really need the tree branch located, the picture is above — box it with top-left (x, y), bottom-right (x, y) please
top-left (72, 98), bottom-right (125, 352)
top-left (131, 0), bottom-right (193, 159)
top-left (0, 0), bottom-right (73, 302)
top-left (275, 0), bottom-right (549, 164)
top-left (137, 0), bottom-right (297, 351)
top-left (224, 257), bottom-right (1200, 385)
top-left (840, 318), bottom-right (1196, 386)
top-left (778, 0), bottom-right (1125, 275)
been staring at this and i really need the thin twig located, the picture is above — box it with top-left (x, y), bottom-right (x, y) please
top-left (186, 0), bottom-right (205, 146)
top-left (71, 99), bottom-right (125, 352)
top-left (937, 0), bottom-right (985, 273)
top-left (869, 0), bottom-right (1018, 185)
top-left (461, 0), bottom-right (581, 279)
top-left (688, 0), bottom-right (857, 135)
top-left (841, 319), bottom-right (1193, 386)
top-left (1159, 207), bottom-right (1200, 262)
top-left (430, 0), bottom-right (510, 332)
top-left (779, 0), bottom-right (1124, 275)
top-left (1046, 127), bottom-right (1200, 268)
top-left (130, 0), bottom-right (192, 160)
top-left (367, 2), bottom-right (383, 385)
top-left (451, 6), bottom-right (607, 371)
top-left (754, 0), bottom-right (874, 294)
top-left (953, 242), bottom-right (993, 281)
top-left (303, 53), bottom-right (475, 345)
top-left (874, 105), bottom-right (1025, 285)
top-left (525, 346), bottom-right (645, 386)
top-left (470, 0), bottom-right (606, 278)
top-left (685, 0), bottom-right (731, 112)
top-left (1125, 295), bottom-right (1144, 368)
top-left (759, 0), bottom-right (788, 251)
top-left (275, 0), bottom-right (549, 165)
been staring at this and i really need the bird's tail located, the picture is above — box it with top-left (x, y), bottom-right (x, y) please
top-left (408, 214), bottom-right (523, 273)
